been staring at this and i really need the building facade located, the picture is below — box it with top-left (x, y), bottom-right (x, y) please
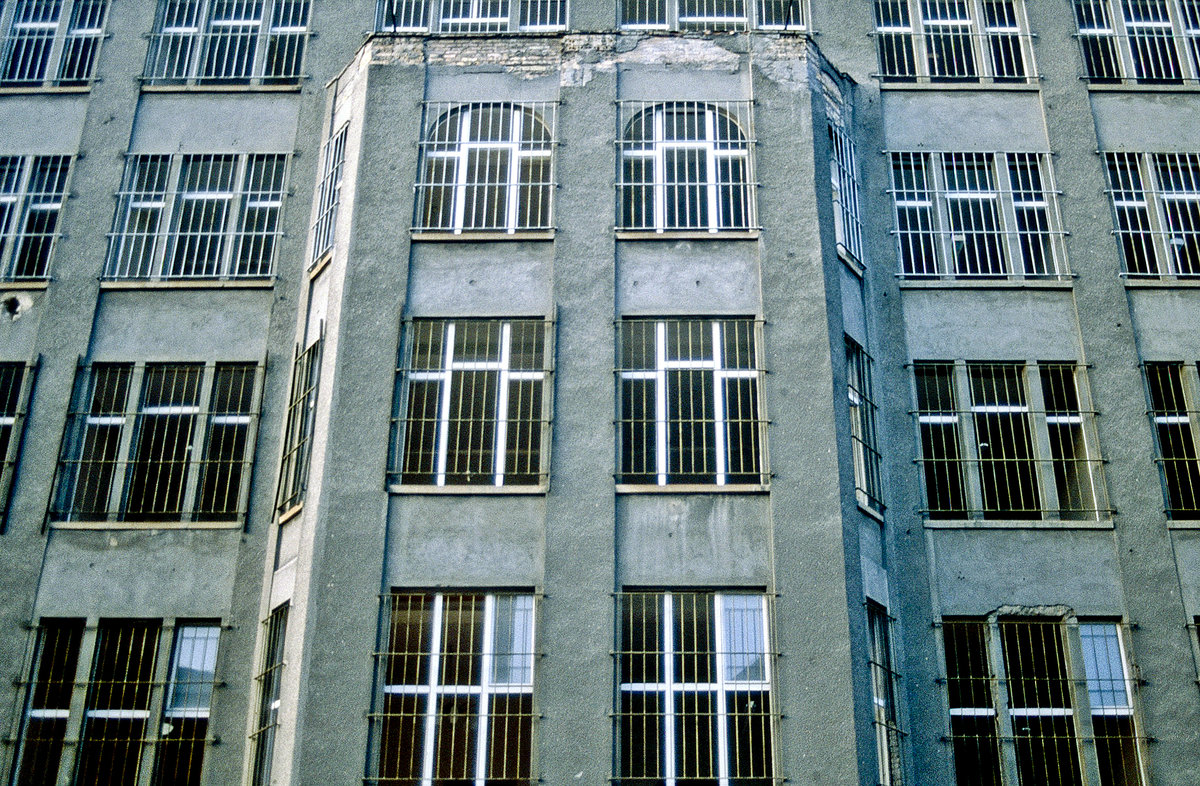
top-left (0, 1), bottom-right (1199, 784)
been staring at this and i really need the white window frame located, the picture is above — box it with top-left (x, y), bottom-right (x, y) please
top-left (867, 602), bottom-right (905, 786)
top-left (0, 0), bottom-right (110, 87)
top-left (847, 338), bottom-right (884, 513)
top-left (376, 0), bottom-right (568, 32)
top-left (311, 123), bottom-right (348, 264)
top-left (619, 0), bottom-right (807, 31)
top-left (1103, 152), bottom-right (1200, 278)
top-left (0, 154), bottom-right (72, 281)
top-left (1073, 0), bottom-right (1200, 83)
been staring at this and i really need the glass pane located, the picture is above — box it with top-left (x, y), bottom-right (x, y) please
top-left (722, 595), bottom-right (765, 682)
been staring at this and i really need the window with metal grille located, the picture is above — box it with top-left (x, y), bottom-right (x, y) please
top-left (143, 0), bottom-right (310, 86)
top-left (10, 618), bottom-right (221, 786)
top-left (873, 0), bottom-right (1035, 83)
top-left (414, 103), bottom-right (556, 235)
top-left (105, 153), bottom-right (287, 281)
top-left (615, 591), bottom-right (776, 785)
top-left (618, 102), bottom-right (756, 234)
top-left (0, 361), bottom-right (36, 530)
top-left (847, 338), bottom-right (884, 513)
top-left (617, 318), bottom-right (766, 488)
top-left (311, 124), bottom-right (348, 264)
top-left (250, 604), bottom-right (287, 786)
top-left (390, 319), bottom-right (551, 489)
top-left (1073, 0), bottom-right (1200, 83)
top-left (1103, 152), bottom-right (1200, 278)
top-left (276, 333), bottom-right (322, 515)
top-left (868, 602), bottom-right (905, 786)
top-left (913, 362), bottom-right (1107, 520)
top-left (377, 0), bottom-right (567, 31)
top-left (889, 151), bottom-right (1067, 280)
top-left (370, 592), bottom-right (537, 785)
top-left (829, 117), bottom-right (865, 266)
top-left (50, 361), bottom-right (261, 524)
top-left (619, 0), bottom-right (805, 30)
top-left (1143, 363), bottom-right (1200, 516)
top-left (0, 0), bottom-right (109, 87)
top-left (943, 617), bottom-right (1147, 786)
top-left (0, 154), bottom-right (71, 281)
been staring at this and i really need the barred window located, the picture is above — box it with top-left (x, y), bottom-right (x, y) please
top-left (390, 319), bottom-right (551, 489)
top-left (377, 0), bottom-right (567, 32)
top-left (50, 361), bottom-right (262, 524)
top-left (913, 362), bottom-right (1107, 520)
top-left (143, 0), bottom-right (310, 86)
top-left (889, 151), bottom-right (1067, 280)
top-left (619, 0), bottom-right (806, 30)
top-left (10, 619), bottom-right (221, 786)
top-left (1103, 152), bottom-right (1200, 278)
top-left (616, 591), bottom-right (776, 785)
top-left (276, 332), bottom-right (323, 514)
top-left (415, 103), bottom-right (556, 234)
top-left (311, 124), bottom-right (348, 263)
top-left (0, 0), bottom-right (110, 87)
top-left (250, 604), bottom-right (288, 786)
top-left (1143, 363), bottom-right (1200, 516)
top-left (868, 602), bottom-right (905, 786)
top-left (943, 617), bottom-right (1147, 786)
top-left (0, 155), bottom-right (71, 281)
top-left (847, 338), bottom-right (884, 513)
top-left (0, 361), bottom-right (36, 530)
top-left (618, 102), bottom-right (756, 234)
top-left (1074, 0), bottom-right (1200, 83)
top-left (618, 318), bottom-right (766, 487)
top-left (829, 118), bottom-right (865, 265)
top-left (371, 592), bottom-right (537, 785)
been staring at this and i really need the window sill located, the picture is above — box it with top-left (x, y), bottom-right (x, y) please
top-left (897, 277), bottom-right (1073, 291)
top-left (1167, 519), bottom-right (1200, 530)
top-left (309, 252), bottom-right (333, 278)
top-left (410, 230), bottom-right (555, 242)
top-left (139, 83), bottom-right (303, 94)
top-left (277, 503), bottom-right (304, 525)
top-left (0, 279), bottom-right (50, 290)
top-left (0, 84), bottom-right (91, 95)
top-left (1087, 82), bottom-right (1200, 94)
top-left (615, 229), bottom-right (761, 241)
top-left (840, 251), bottom-right (865, 279)
top-left (99, 278), bottom-right (275, 290)
top-left (859, 502), bottom-right (885, 523)
top-left (49, 520), bottom-right (244, 531)
top-left (923, 517), bottom-right (1113, 530)
top-left (616, 483), bottom-right (769, 494)
top-left (1123, 277), bottom-right (1200, 289)
top-left (388, 484), bottom-right (548, 495)
top-left (878, 80), bottom-right (1041, 92)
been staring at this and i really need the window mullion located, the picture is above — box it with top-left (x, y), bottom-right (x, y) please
top-left (156, 157), bottom-right (186, 279)
top-left (655, 322), bottom-right (669, 485)
top-left (955, 363), bottom-right (987, 518)
top-left (653, 110), bottom-right (668, 232)
top-left (435, 324), bottom-right (457, 487)
top-left (135, 623), bottom-right (173, 786)
top-left (452, 111), bottom-right (471, 233)
top-left (713, 595), bottom-right (731, 786)
top-left (493, 323), bottom-right (513, 486)
top-left (474, 595), bottom-right (496, 786)
top-left (985, 620), bottom-right (1021, 781)
top-left (711, 322), bottom-right (728, 485)
top-left (39, 0), bottom-right (74, 87)
top-left (178, 364), bottom-right (217, 521)
top-left (216, 155), bottom-right (249, 279)
top-left (662, 593), bottom-right (677, 786)
top-left (248, 0), bottom-right (270, 83)
top-left (995, 154), bottom-right (1027, 278)
top-left (108, 365), bottom-right (146, 520)
top-left (931, 154), bottom-right (955, 275)
top-left (704, 110), bottom-right (720, 232)
top-left (59, 621), bottom-right (99, 780)
top-left (421, 595), bottom-right (446, 785)
top-left (1140, 155), bottom-right (1175, 276)
top-left (1064, 621), bottom-right (1106, 785)
top-left (505, 108), bottom-right (522, 233)
top-left (1024, 363), bottom-right (1061, 518)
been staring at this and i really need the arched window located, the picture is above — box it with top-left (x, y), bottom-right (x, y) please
top-left (618, 101), bottom-right (756, 232)
top-left (415, 102), bottom-right (556, 233)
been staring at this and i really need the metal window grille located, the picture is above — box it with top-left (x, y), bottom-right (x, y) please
top-left (615, 591), bottom-right (778, 785)
top-left (889, 151), bottom-right (1067, 280)
top-left (0, 154), bottom-right (71, 281)
top-left (376, 0), bottom-right (567, 32)
top-left (868, 602), bottom-right (905, 786)
top-left (250, 604), bottom-right (288, 786)
top-left (1103, 152), bottom-right (1200, 278)
top-left (873, 0), bottom-right (1036, 83)
top-left (105, 153), bottom-right (287, 281)
top-left (913, 362), bottom-right (1108, 520)
top-left (942, 617), bottom-right (1148, 786)
top-left (829, 120), bottom-right (865, 265)
top-left (414, 102), bottom-right (557, 234)
top-left (9, 619), bottom-right (222, 786)
top-left (1143, 362), bottom-right (1200, 516)
top-left (618, 101), bottom-right (757, 234)
top-left (390, 319), bottom-right (552, 489)
top-left (619, 0), bottom-right (806, 30)
top-left (369, 592), bottom-right (538, 785)
top-left (0, 0), bottom-right (110, 87)
top-left (143, 0), bottom-right (310, 86)
top-left (311, 123), bottom-right (348, 264)
top-left (50, 361), bottom-right (262, 524)
top-left (617, 318), bottom-right (767, 487)
top-left (0, 360), bottom-right (36, 530)
top-left (847, 338), bottom-right (884, 513)
top-left (1074, 0), bottom-right (1200, 83)
top-left (275, 332), bottom-right (323, 514)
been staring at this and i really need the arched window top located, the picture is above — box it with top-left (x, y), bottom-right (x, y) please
top-left (426, 103), bottom-right (554, 149)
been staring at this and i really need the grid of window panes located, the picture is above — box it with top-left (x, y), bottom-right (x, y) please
top-left (370, 592), bottom-right (537, 785)
top-left (1074, 0), bottom-right (1200, 83)
top-left (913, 362), bottom-right (1108, 520)
top-left (377, 0), bottom-right (567, 32)
top-left (615, 591), bottom-right (777, 785)
top-left (311, 124), bottom-right (348, 263)
top-left (9, 619), bottom-right (221, 786)
top-left (889, 151), bottom-right (1067, 280)
top-left (143, 0), bottom-right (311, 85)
top-left (868, 602), bottom-right (905, 786)
top-left (1143, 363), bottom-right (1200, 516)
top-left (943, 618), bottom-right (1147, 786)
top-left (0, 0), bottom-right (109, 87)
top-left (0, 155), bottom-right (71, 280)
top-left (618, 101), bottom-right (757, 233)
top-left (617, 318), bottom-right (767, 487)
top-left (414, 103), bottom-right (557, 234)
top-left (873, 0), bottom-right (1036, 83)
top-left (50, 362), bottom-right (261, 524)
top-left (619, 0), bottom-right (806, 30)
top-left (1103, 152), bottom-right (1200, 278)
top-left (250, 605), bottom-right (288, 786)
top-left (847, 338), bottom-right (884, 513)
top-left (275, 336), bottom-right (322, 514)
top-left (829, 118), bottom-right (865, 265)
top-left (0, 361), bottom-right (35, 530)
top-left (390, 319), bottom-right (552, 489)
